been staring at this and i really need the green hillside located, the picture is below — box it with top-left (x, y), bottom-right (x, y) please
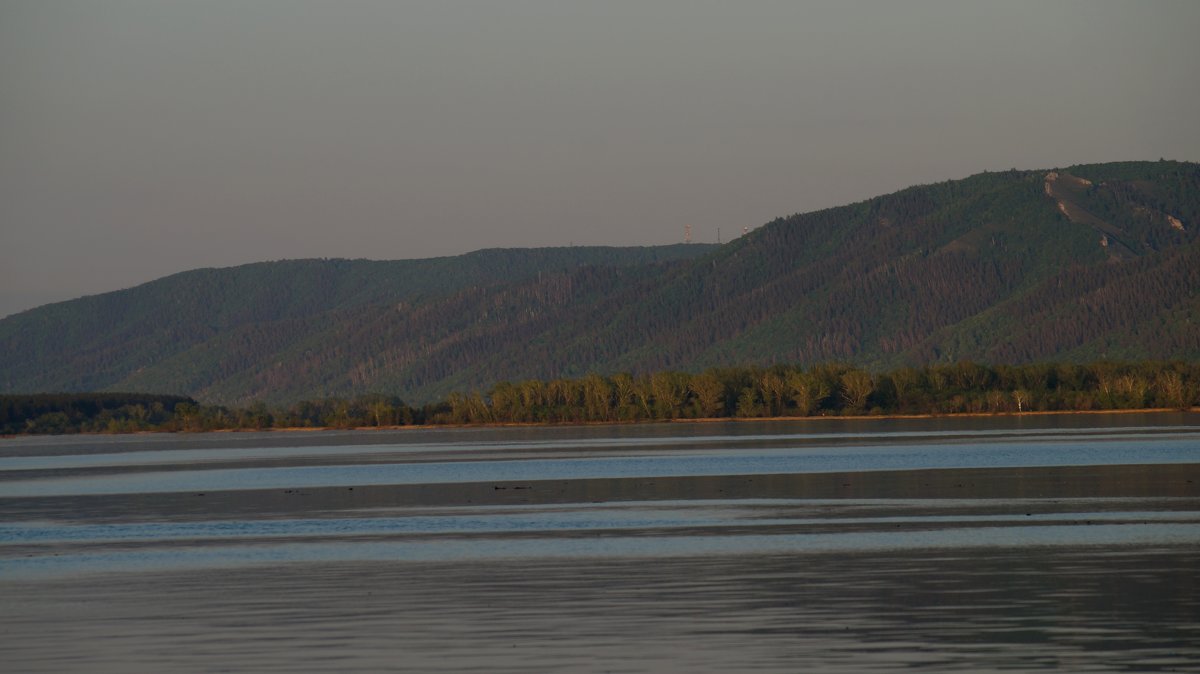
top-left (0, 245), bottom-right (713, 396)
top-left (2, 161), bottom-right (1197, 405)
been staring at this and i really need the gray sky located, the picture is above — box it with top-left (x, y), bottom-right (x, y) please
top-left (2, 0), bottom-right (1198, 317)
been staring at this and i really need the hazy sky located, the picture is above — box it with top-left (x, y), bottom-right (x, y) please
top-left (2, 0), bottom-right (1199, 317)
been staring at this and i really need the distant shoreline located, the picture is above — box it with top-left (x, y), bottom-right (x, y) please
top-left (9, 361), bottom-right (1199, 437)
top-left (278, 402), bottom-right (1200, 429)
top-left (4, 406), bottom-right (1198, 440)
top-left (157, 406), bottom-right (1200, 435)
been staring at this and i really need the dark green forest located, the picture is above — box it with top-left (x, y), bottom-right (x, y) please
top-left (1, 393), bottom-right (197, 435)
top-left (1, 160), bottom-right (1198, 406)
top-left (5, 361), bottom-right (1197, 435)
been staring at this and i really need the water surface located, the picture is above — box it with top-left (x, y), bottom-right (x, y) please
top-left (2, 414), bottom-right (1198, 672)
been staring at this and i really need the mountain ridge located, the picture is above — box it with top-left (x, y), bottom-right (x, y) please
top-left (2, 160), bottom-right (1197, 404)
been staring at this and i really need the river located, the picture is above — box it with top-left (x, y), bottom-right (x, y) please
top-left (2, 413), bottom-right (1198, 672)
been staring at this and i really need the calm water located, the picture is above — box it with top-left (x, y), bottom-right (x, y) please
top-left (2, 413), bottom-right (1199, 672)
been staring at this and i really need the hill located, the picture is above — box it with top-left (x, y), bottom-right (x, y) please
top-left (0, 245), bottom-right (714, 400)
top-left (1, 160), bottom-right (1197, 404)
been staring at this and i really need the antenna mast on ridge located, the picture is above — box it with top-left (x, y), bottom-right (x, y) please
top-left (684, 224), bottom-right (692, 244)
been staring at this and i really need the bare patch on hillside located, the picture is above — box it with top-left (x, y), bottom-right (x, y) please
top-left (1044, 171), bottom-right (1136, 259)
top-left (1131, 205), bottom-right (1186, 232)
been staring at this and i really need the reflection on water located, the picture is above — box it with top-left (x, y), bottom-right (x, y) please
top-left (1, 414), bottom-right (1199, 672)
top-left (3, 549), bottom-right (1197, 673)
top-left (4, 495), bottom-right (1200, 576)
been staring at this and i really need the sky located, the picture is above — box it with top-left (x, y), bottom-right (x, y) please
top-left (2, 0), bottom-right (1199, 318)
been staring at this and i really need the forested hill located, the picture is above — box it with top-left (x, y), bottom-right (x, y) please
top-left (0, 245), bottom-right (714, 397)
top-left (2, 160), bottom-right (1198, 405)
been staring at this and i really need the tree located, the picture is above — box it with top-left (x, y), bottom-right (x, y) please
top-left (582, 374), bottom-right (613, 421)
top-left (759, 371), bottom-right (787, 417)
top-left (736, 386), bottom-right (764, 418)
top-left (1012, 389), bottom-right (1029, 412)
top-left (650, 372), bottom-right (687, 419)
top-left (840, 370), bottom-right (874, 413)
top-left (689, 372), bottom-right (725, 418)
top-left (611, 373), bottom-right (637, 420)
top-left (786, 370), bottom-right (830, 416)
top-left (1155, 370), bottom-right (1186, 408)
top-left (632, 375), bottom-right (655, 419)
top-left (489, 382), bottom-right (520, 422)
top-left (447, 392), bottom-right (470, 424)
top-left (518, 380), bottom-right (547, 421)
top-left (174, 402), bottom-right (200, 431)
top-left (368, 400), bottom-right (394, 427)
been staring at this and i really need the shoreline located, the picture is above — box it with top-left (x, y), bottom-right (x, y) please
top-left (230, 406), bottom-right (1200, 433)
top-left (332, 405), bottom-right (1200, 432)
top-left (8, 406), bottom-right (1196, 438)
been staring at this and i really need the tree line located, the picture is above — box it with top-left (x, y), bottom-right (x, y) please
top-left (1, 393), bottom-right (197, 435)
top-left (3, 360), bottom-right (1198, 435)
